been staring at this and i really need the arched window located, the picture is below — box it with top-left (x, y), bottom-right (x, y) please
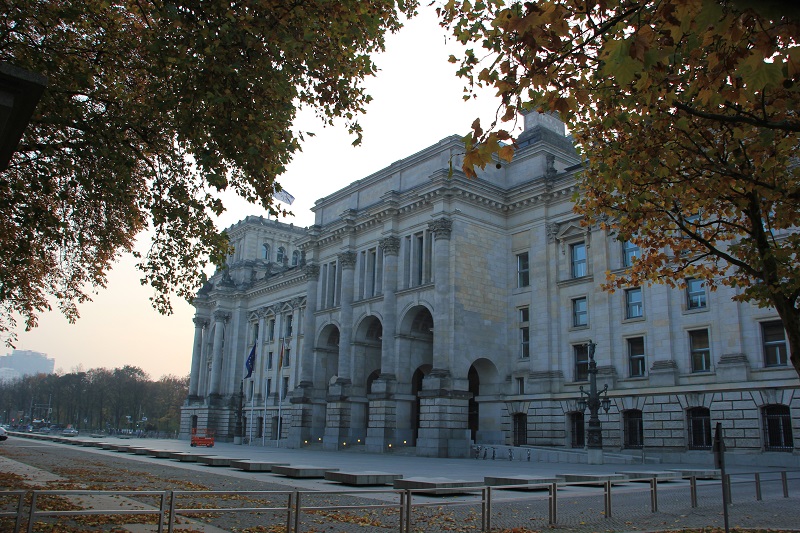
top-left (623, 410), bottom-right (644, 448)
top-left (291, 250), bottom-right (300, 266)
top-left (262, 243), bottom-right (270, 261)
top-left (763, 405), bottom-right (794, 451)
top-left (276, 246), bottom-right (286, 264)
top-left (687, 407), bottom-right (712, 449)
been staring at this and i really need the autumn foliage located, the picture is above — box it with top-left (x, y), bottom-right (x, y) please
top-left (0, 0), bottom-right (417, 344)
top-left (440, 0), bottom-right (800, 376)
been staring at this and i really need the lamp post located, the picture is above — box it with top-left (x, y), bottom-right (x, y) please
top-left (577, 340), bottom-right (611, 464)
top-left (234, 381), bottom-right (244, 445)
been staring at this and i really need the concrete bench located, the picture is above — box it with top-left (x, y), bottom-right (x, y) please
top-left (198, 456), bottom-right (238, 467)
top-left (668, 469), bottom-right (721, 480)
top-left (393, 477), bottom-right (483, 495)
top-left (617, 471), bottom-right (682, 482)
top-left (271, 465), bottom-right (339, 478)
top-left (324, 471), bottom-right (403, 486)
top-left (230, 460), bottom-right (289, 472)
top-left (484, 475), bottom-right (559, 489)
top-left (148, 450), bottom-right (176, 459)
top-left (557, 474), bottom-right (626, 485)
top-left (169, 452), bottom-right (208, 462)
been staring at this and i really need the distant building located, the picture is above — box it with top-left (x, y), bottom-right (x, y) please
top-left (0, 349), bottom-right (55, 381)
top-left (181, 112), bottom-right (799, 464)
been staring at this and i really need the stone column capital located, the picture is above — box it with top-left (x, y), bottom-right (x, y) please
top-left (428, 217), bottom-right (453, 240)
top-left (213, 311), bottom-right (230, 323)
top-left (379, 236), bottom-right (401, 256)
top-left (303, 264), bottom-right (320, 280)
top-left (338, 251), bottom-right (357, 269)
top-left (193, 317), bottom-right (208, 328)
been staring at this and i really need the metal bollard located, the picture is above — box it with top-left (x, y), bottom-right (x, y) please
top-left (492, 448), bottom-right (496, 460)
top-left (399, 491), bottom-right (405, 533)
top-left (782, 471), bottom-right (789, 498)
top-left (287, 491), bottom-right (295, 533)
top-left (755, 473), bottom-right (762, 501)
top-left (294, 490), bottom-right (302, 533)
top-left (485, 486), bottom-right (493, 532)
top-left (527, 449), bottom-right (531, 462)
top-left (405, 490), bottom-right (412, 533)
top-left (690, 476), bottom-right (698, 508)
top-left (548, 482), bottom-right (558, 525)
top-left (650, 477), bottom-right (658, 513)
top-left (725, 474), bottom-right (732, 505)
top-left (604, 480), bottom-right (612, 518)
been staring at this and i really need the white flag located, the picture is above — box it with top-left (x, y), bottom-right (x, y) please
top-left (274, 188), bottom-right (295, 205)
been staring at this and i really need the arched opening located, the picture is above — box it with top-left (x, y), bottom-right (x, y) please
top-left (466, 358), bottom-right (502, 444)
top-left (277, 246), bottom-right (286, 264)
top-left (366, 370), bottom-right (380, 394)
top-left (262, 243), bottom-right (270, 260)
top-left (314, 324), bottom-right (340, 389)
top-left (354, 315), bottom-right (383, 394)
top-left (292, 250), bottom-right (300, 266)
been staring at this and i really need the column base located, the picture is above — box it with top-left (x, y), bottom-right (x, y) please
top-left (587, 447), bottom-right (603, 465)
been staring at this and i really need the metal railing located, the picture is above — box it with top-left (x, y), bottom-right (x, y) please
top-left (1, 470), bottom-right (796, 533)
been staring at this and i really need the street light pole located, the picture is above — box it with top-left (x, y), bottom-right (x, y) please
top-left (577, 340), bottom-right (610, 465)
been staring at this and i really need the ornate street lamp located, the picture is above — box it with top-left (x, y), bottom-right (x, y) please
top-left (577, 340), bottom-right (611, 464)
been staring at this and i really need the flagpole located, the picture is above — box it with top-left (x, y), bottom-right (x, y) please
top-left (248, 380), bottom-right (254, 445)
top-left (262, 371), bottom-right (268, 447)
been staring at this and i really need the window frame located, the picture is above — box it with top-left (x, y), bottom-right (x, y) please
top-left (517, 252), bottom-right (530, 288)
top-left (622, 240), bottom-right (640, 267)
top-left (686, 278), bottom-right (707, 310)
top-left (572, 297), bottom-right (588, 328)
top-left (623, 409), bottom-right (644, 448)
top-left (574, 344), bottom-right (589, 381)
top-left (570, 242), bottom-right (587, 278)
top-left (687, 407), bottom-right (712, 449)
top-left (689, 328), bottom-right (711, 373)
top-left (762, 404), bottom-right (794, 451)
top-left (625, 287), bottom-right (643, 319)
top-left (519, 307), bottom-right (530, 359)
top-left (627, 336), bottom-right (646, 377)
top-left (762, 320), bottom-right (788, 367)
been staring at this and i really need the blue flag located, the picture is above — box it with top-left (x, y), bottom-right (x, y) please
top-left (244, 340), bottom-right (256, 379)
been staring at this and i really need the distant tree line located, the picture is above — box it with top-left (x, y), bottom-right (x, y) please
top-left (0, 365), bottom-right (187, 436)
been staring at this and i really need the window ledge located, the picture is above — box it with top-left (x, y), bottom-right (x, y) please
top-left (569, 325), bottom-right (590, 331)
top-left (622, 316), bottom-right (645, 324)
top-left (682, 306), bottom-right (709, 315)
top-left (557, 275), bottom-right (594, 288)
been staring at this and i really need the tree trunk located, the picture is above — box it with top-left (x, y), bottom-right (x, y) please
top-left (771, 296), bottom-right (800, 378)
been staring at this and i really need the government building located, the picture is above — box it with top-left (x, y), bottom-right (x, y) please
top-left (180, 113), bottom-right (799, 463)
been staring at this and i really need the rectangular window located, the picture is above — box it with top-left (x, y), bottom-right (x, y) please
top-left (689, 329), bottom-right (711, 372)
top-left (762, 320), bottom-right (788, 367)
top-left (574, 344), bottom-right (589, 381)
top-left (571, 242), bottom-right (587, 278)
top-left (625, 287), bottom-right (643, 319)
top-left (622, 240), bottom-right (640, 267)
top-left (267, 352), bottom-right (273, 370)
top-left (516, 377), bottom-right (525, 395)
top-left (284, 347), bottom-right (291, 367)
top-left (266, 378), bottom-right (272, 398)
top-left (572, 297), bottom-right (588, 327)
top-left (517, 252), bottom-right (530, 287)
top-left (627, 337), bottom-right (646, 377)
top-left (686, 278), bottom-right (707, 309)
top-left (282, 376), bottom-right (290, 398)
top-left (286, 314), bottom-right (293, 337)
top-left (519, 307), bottom-right (530, 359)
top-left (268, 319), bottom-right (276, 341)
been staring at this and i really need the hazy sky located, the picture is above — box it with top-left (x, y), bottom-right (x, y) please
top-left (9, 6), bottom-right (504, 379)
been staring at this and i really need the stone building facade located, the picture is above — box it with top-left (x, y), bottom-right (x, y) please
top-left (181, 113), bottom-right (799, 462)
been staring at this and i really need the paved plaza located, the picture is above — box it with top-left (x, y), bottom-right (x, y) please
top-left (1, 434), bottom-right (799, 532)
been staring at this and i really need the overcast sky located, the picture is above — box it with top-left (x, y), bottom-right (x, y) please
top-left (9, 5), bottom-right (504, 379)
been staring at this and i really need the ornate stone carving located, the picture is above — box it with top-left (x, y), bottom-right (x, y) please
top-left (428, 217), bottom-right (453, 240)
top-left (303, 264), bottom-right (320, 280)
top-left (545, 222), bottom-right (560, 243)
top-left (213, 311), bottom-right (230, 322)
top-left (338, 251), bottom-right (357, 268)
top-left (192, 317), bottom-right (208, 328)
top-left (379, 236), bottom-right (401, 255)
top-left (544, 153), bottom-right (557, 189)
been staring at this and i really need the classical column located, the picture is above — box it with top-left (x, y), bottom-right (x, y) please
top-left (417, 217), bottom-right (471, 458)
top-left (324, 251), bottom-right (358, 450)
top-left (299, 264), bottom-right (320, 387)
top-left (335, 251), bottom-right (357, 384)
top-left (429, 217), bottom-right (453, 376)
top-left (209, 311), bottom-right (229, 398)
top-left (188, 317), bottom-right (207, 399)
top-left (366, 236), bottom-right (400, 453)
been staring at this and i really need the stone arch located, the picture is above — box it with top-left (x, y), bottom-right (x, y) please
top-left (353, 314), bottom-right (383, 395)
top-left (467, 358), bottom-right (502, 444)
top-left (314, 323), bottom-right (340, 389)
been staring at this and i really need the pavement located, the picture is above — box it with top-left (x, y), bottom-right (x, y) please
top-left (2, 433), bottom-right (800, 532)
